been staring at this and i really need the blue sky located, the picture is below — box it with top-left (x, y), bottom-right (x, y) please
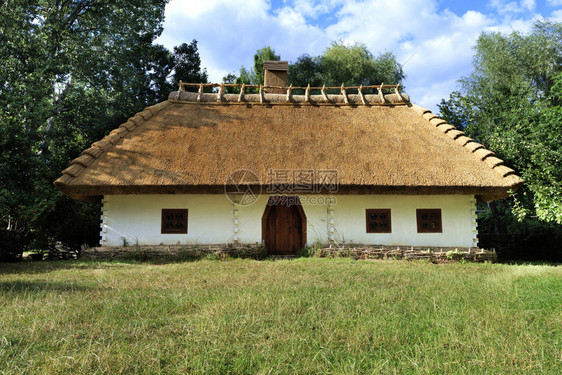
top-left (156, 0), bottom-right (562, 112)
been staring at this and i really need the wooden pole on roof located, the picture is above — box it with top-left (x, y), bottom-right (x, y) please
top-left (321, 84), bottom-right (328, 102)
top-left (358, 84), bottom-right (366, 105)
top-left (305, 84), bottom-right (310, 103)
top-left (341, 83), bottom-right (349, 104)
top-left (378, 83), bottom-right (384, 103)
top-left (217, 83), bottom-right (224, 103)
top-left (197, 82), bottom-right (203, 102)
top-left (259, 85), bottom-right (264, 104)
top-left (175, 80), bottom-right (184, 100)
top-left (286, 83), bottom-right (292, 102)
top-left (394, 83), bottom-right (402, 102)
top-left (238, 83), bottom-right (245, 102)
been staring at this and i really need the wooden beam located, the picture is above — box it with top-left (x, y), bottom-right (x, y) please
top-left (305, 84), bottom-right (310, 103)
top-left (378, 83), bottom-right (385, 104)
top-left (321, 84), bottom-right (328, 102)
top-left (358, 84), bottom-right (366, 105)
top-left (175, 80), bottom-right (184, 100)
top-left (341, 83), bottom-right (349, 104)
top-left (178, 82), bottom-right (400, 91)
top-left (259, 85), bottom-right (264, 104)
top-left (286, 83), bottom-right (292, 102)
top-left (217, 83), bottom-right (224, 103)
top-left (394, 82), bottom-right (402, 101)
top-left (197, 83), bottom-right (203, 102)
top-left (238, 83), bottom-right (245, 102)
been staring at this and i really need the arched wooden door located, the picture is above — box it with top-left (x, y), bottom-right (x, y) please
top-left (262, 196), bottom-right (307, 255)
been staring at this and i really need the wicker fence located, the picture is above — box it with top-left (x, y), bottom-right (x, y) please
top-left (82, 243), bottom-right (496, 263)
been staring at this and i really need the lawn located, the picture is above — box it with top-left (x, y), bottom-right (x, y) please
top-left (0, 258), bottom-right (560, 374)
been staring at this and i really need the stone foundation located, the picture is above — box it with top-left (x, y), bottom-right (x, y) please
top-left (82, 243), bottom-right (267, 260)
top-left (316, 245), bottom-right (496, 262)
top-left (81, 243), bottom-right (496, 263)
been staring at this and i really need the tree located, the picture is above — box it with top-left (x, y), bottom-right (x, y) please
top-left (439, 21), bottom-right (562, 224)
top-left (287, 42), bottom-right (405, 95)
top-left (225, 46), bottom-right (280, 87)
top-left (171, 40), bottom-right (208, 85)
top-left (287, 54), bottom-right (322, 88)
top-left (252, 46), bottom-right (280, 85)
top-left (0, 0), bottom-right (208, 250)
top-left (319, 41), bottom-right (405, 88)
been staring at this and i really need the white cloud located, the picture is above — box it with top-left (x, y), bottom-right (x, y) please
top-left (522, 0), bottom-right (536, 11)
top-left (490, 0), bottom-right (538, 14)
top-left (156, 0), bottom-right (557, 111)
top-left (552, 9), bottom-right (562, 20)
top-left (281, 0), bottom-right (340, 19)
top-left (156, 0), bottom-right (328, 81)
top-left (547, 0), bottom-right (562, 6)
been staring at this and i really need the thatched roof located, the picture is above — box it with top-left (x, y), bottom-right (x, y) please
top-left (54, 90), bottom-right (522, 202)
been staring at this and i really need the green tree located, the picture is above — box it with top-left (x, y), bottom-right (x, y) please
top-left (439, 21), bottom-right (562, 225)
top-left (226, 46), bottom-right (280, 90)
top-left (0, 0), bottom-right (208, 249)
top-left (287, 54), bottom-right (322, 88)
top-left (286, 42), bottom-right (405, 95)
top-left (252, 46), bottom-right (281, 85)
top-left (172, 40), bottom-right (209, 85)
top-left (319, 41), bottom-right (405, 88)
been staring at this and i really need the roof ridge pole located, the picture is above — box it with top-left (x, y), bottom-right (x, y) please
top-left (238, 83), bottom-right (245, 102)
top-left (358, 84), bottom-right (366, 105)
top-left (259, 85), bottom-right (264, 104)
top-left (305, 84), bottom-right (310, 103)
top-left (217, 82), bottom-right (224, 103)
top-left (378, 82), bottom-right (385, 104)
top-left (197, 83), bottom-right (203, 102)
top-left (286, 83), bottom-right (292, 102)
top-left (321, 84), bottom-right (328, 102)
top-left (341, 83), bottom-right (349, 105)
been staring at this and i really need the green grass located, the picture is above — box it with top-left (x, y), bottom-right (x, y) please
top-left (0, 258), bottom-right (561, 374)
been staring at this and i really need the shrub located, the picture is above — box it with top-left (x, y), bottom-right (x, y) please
top-left (0, 229), bottom-right (24, 262)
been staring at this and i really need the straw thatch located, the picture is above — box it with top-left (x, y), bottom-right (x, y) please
top-left (54, 91), bottom-right (522, 202)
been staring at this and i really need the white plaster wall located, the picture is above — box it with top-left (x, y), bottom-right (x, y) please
top-left (100, 194), bottom-right (477, 248)
top-left (329, 195), bottom-right (477, 248)
top-left (102, 194), bottom-right (241, 246)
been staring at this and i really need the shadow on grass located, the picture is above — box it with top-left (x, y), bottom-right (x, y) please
top-left (0, 259), bottom-right (141, 275)
top-left (497, 259), bottom-right (561, 267)
top-left (0, 254), bottom-right (274, 275)
top-left (0, 279), bottom-right (94, 293)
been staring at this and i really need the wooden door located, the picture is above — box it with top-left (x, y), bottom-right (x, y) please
top-left (262, 197), bottom-right (306, 255)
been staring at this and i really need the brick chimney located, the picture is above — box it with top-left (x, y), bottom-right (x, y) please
top-left (263, 60), bottom-right (288, 93)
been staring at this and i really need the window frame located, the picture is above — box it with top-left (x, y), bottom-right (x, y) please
top-left (161, 209), bottom-right (188, 234)
top-left (416, 209), bottom-right (442, 233)
top-left (365, 209), bottom-right (392, 233)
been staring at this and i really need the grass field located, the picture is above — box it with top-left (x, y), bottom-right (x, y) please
top-left (0, 258), bottom-right (561, 374)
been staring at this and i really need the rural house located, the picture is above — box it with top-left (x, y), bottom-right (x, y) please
top-left (54, 61), bottom-right (522, 255)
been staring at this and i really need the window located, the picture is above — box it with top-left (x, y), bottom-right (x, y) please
top-left (366, 209), bottom-right (391, 233)
top-left (416, 209), bottom-right (442, 233)
top-left (161, 209), bottom-right (188, 234)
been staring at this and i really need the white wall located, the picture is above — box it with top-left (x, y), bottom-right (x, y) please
top-left (100, 194), bottom-right (477, 248)
top-left (328, 195), bottom-right (477, 248)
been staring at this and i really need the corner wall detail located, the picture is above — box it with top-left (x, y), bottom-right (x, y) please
top-left (470, 196), bottom-right (478, 248)
top-left (100, 197), bottom-right (108, 246)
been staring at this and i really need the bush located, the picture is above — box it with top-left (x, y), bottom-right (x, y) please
top-left (0, 229), bottom-right (24, 262)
